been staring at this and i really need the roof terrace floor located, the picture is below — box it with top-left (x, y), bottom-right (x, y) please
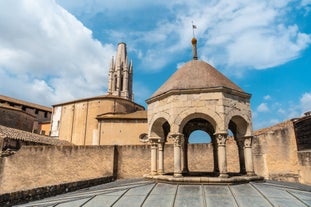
top-left (17, 178), bottom-right (311, 207)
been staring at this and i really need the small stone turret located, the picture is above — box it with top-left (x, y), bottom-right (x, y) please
top-left (107, 43), bottom-right (133, 101)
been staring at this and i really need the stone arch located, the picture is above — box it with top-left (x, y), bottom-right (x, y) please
top-left (149, 117), bottom-right (170, 139)
top-left (174, 110), bottom-right (219, 134)
top-left (227, 115), bottom-right (251, 174)
top-left (148, 115), bottom-right (171, 176)
top-left (149, 111), bottom-right (171, 128)
top-left (175, 112), bottom-right (219, 174)
top-left (149, 112), bottom-right (171, 137)
top-left (181, 117), bottom-right (215, 138)
top-left (227, 115), bottom-right (250, 138)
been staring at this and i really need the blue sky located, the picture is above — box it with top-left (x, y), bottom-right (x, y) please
top-left (0, 0), bottom-right (310, 130)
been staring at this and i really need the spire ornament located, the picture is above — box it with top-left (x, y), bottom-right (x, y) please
top-left (191, 22), bottom-right (198, 60)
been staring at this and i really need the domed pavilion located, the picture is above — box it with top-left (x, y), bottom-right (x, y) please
top-left (145, 38), bottom-right (261, 183)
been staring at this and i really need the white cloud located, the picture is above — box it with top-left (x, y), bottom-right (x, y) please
top-left (55, 0), bottom-right (311, 73)
top-left (269, 119), bottom-right (280, 125)
top-left (264, 95), bottom-right (271, 100)
top-left (301, 0), bottom-right (311, 6)
top-left (257, 103), bottom-right (269, 112)
top-left (301, 92), bottom-right (311, 113)
top-left (0, 0), bottom-right (115, 106)
top-left (277, 108), bottom-right (286, 114)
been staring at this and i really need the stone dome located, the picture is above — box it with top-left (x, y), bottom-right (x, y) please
top-left (150, 60), bottom-right (245, 100)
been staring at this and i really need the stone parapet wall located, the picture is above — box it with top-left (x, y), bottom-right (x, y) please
top-left (0, 142), bottom-right (243, 194)
top-left (2, 133), bottom-right (310, 196)
top-left (0, 145), bottom-right (115, 193)
top-left (298, 151), bottom-right (311, 185)
top-left (253, 120), bottom-right (300, 182)
top-left (116, 145), bottom-right (151, 178)
top-left (188, 144), bottom-right (214, 172)
top-left (252, 120), bottom-right (311, 185)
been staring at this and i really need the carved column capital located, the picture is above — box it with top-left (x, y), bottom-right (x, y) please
top-left (215, 133), bottom-right (228, 146)
top-left (236, 137), bottom-right (245, 148)
top-left (243, 136), bottom-right (253, 148)
top-left (169, 133), bottom-right (184, 147)
top-left (149, 137), bottom-right (160, 147)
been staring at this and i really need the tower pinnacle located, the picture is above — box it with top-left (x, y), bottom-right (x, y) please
top-left (107, 42), bottom-right (133, 101)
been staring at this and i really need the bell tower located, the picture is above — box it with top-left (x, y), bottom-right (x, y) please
top-left (107, 42), bottom-right (133, 101)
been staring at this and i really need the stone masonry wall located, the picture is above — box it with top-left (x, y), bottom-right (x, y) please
top-left (6, 129), bottom-right (311, 194)
top-left (293, 114), bottom-right (311, 151)
top-left (0, 107), bottom-right (35, 132)
top-left (298, 151), bottom-right (311, 185)
top-left (252, 120), bottom-right (300, 183)
top-left (0, 141), bottom-right (243, 193)
top-left (116, 145), bottom-right (151, 178)
top-left (0, 146), bottom-right (114, 193)
top-left (117, 140), bottom-right (240, 178)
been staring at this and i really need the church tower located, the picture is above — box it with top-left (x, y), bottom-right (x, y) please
top-left (107, 42), bottom-right (133, 101)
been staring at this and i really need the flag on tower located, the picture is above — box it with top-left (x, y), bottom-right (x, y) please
top-left (193, 24), bottom-right (197, 29)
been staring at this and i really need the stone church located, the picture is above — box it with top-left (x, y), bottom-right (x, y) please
top-left (51, 42), bottom-right (148, 145)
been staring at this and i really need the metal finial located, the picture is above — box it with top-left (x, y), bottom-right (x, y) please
top-left (191, 22), bottom-right (198, 60)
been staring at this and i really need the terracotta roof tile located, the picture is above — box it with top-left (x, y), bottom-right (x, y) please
top-left (150, 60), bottom-right (244, 99)
top-left (0, 95), bottom-right (52, 112)
top-left (0, 125), bottom-right (72, 146)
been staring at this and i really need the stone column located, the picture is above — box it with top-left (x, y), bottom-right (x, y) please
top-left (158, 140), bottom-right (165, 175)
top-left (182, 138), bottom-right (189, 174)
top-left (244, 136), bottom-right (255, 176)
top-left (169, 133), bottom-right (184, 177)
top-left (216, 133), bottom-right (228, 178)
top-left (212, 137), bottom-right (219, 173)
top-left (236, 138), bottom-right (246, 174)
top-left (149, 138), bottom-right (159, 175)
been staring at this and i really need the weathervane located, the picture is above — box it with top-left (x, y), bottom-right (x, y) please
top-left (192, 21), bottom-right (197, 38)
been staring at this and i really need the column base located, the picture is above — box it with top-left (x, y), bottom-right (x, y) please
top-left (157, 170), bottom-right (164, 175)
top-left (219, 173), bottom-right (229, 178)
top-left (240, 171), bottom-right (246, 175)
top-left (246, 171), bottom-right (256, 176)
top-left (182, 168), bottom-right (189, 175)
top-left (174, 173), bottom-right (183, 178)
top-left (151, 172), bottom-right (158, 176)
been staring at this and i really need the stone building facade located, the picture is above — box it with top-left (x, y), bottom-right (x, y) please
top-left (51, 96), bottom-right (146, 145)
top-left (0, 95), bottom-right (52, 135)
top-left (51, 43), bottom-right (148, 145)
top-left (0, 104), bottom-right (36, 132)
